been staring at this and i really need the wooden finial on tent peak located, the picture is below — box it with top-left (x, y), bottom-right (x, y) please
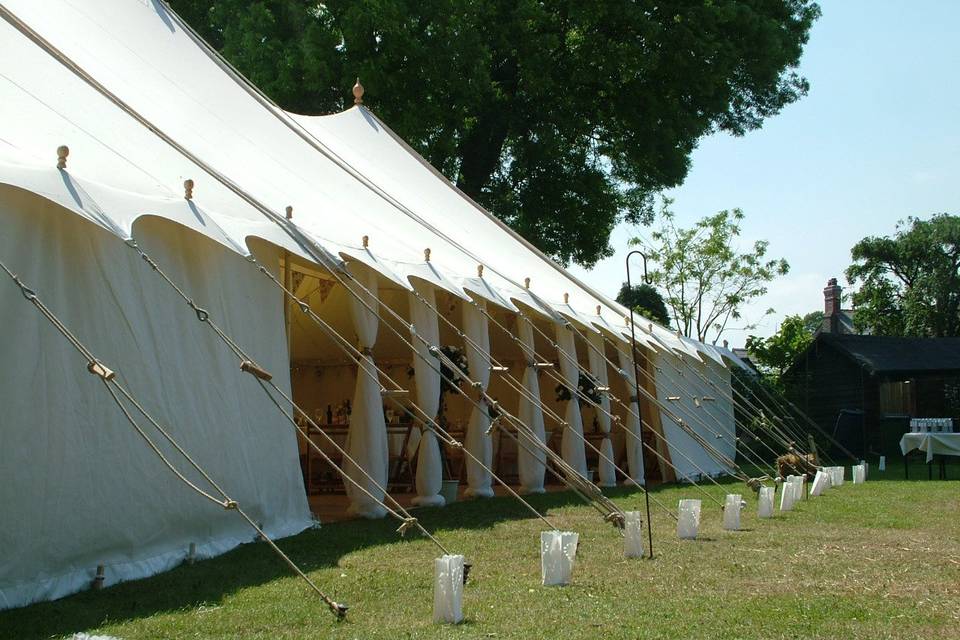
top-left (362, 235), bottom-right (369, 248)
top-left (56, 145), bottom-right (69, 169)
top-left (524, 277), bottom-right (531, 289)
top-left (352, 78), bottom-right (364, 105)
top-left (563, 292), bottom-right (569, 304)
top-left (285, 206), bottom-right (293, 220)
top-left (596, 305), bottom-right (602, 315)
top-left (183, 179), bottom-right (194, 200)
top-left (424, 247), bottom-right (431, 262)
top-left (477, 264), bottom-right (484, 277)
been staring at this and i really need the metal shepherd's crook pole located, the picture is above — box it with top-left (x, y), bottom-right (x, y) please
top-left (626, 250), bottom-right (654, 560)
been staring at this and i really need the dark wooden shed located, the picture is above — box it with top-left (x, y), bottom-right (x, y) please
top-left (783, 334), bottom-right (960, 457)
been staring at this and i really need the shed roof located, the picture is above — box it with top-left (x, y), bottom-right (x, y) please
top-left (818, 333), bottom-right (960, 375)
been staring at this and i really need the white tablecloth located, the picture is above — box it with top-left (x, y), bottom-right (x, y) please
top-left (899, 433), bottom-right (960, 463)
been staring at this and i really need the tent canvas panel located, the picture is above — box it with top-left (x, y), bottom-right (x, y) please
top-left (0, 190), bottom-right (310, 609)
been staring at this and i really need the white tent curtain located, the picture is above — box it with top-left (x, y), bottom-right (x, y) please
top-left (556, 324), bottom-right (589, 480)
top-left (588, 332), bottom-right (616, 486)
top-left (653, 350), bottom-right (728, 480)
top-left (696, 359), bottom-right (737, 462)
top-left (409, 282), bottom-right (445, 506)
top-left (0, 195), bottom-right (310, 608)
top-left (462, 300), bottom-right (494, 497)
top-left (617, 348), bottom-right (646, 483)
top-left (344, 268), bottom-right (389, 518)
top-left (516, 315), bottom-right (547, 493)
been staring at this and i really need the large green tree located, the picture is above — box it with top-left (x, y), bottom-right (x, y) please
top-left (615, 282), bottom-right (671, 327)
top-left (846, 214), bottom-right (960, 337)
top-left (170, 0), bottom-right (819, 267)
top-left (631, 203), bottom-right (789, 342)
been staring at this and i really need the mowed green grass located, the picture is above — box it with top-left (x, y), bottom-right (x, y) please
top-left (2, 462), bottom-right (958, 640)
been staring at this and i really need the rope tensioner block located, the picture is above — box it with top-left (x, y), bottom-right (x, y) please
top-left (667, 396), bottom-right (681, 401)
top-left (240, 359), bottom-right (273, 381)
top-left (222, 499), bottom-right (238, 510)
top-left (532, 362), bottom-right (554, 369)
top-left (183, 179), bottom-right (194, 200)
top-left (381, 388), bottom-right (409, 397)
top-left (396, 517), bottom-right (418, 536)
top-left (86, 360), bottom-right (116, 381)
top-left (489, 365), bottom-right (509, 372)
top-left (56, 145), bottom-right (69, 169)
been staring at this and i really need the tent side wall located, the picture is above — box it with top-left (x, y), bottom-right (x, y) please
top-left (0, 188), bottom-right (311, 610)
top-left (652, 350), bottom-right (731, 480)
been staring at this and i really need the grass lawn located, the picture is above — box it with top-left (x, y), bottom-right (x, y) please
top-left (2, 462), bottom-right (958, 639)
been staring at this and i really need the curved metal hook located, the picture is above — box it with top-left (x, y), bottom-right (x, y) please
top-left (625, 249), bottom-right (652, 286)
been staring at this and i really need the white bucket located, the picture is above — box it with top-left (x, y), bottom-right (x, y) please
top-left (541, 531), bottom-right (579, 586)
top-left (677, 499), bottom-right (702, 539)
top-left (722, 494), bottom-right (744, 531)
top-left (623, 511), bottom-right (645, 558)
top-left (433, 554), bottom-right (464, 624)
top-left (758, 486), bottom-right (774, 518)
top-left (878, 456), bottom-right (886, 472)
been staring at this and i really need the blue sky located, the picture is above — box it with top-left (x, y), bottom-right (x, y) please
top-left (570, 0), bottom-right (960, 345)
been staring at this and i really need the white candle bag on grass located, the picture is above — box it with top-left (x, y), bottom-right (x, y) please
top-left (779, 480), bottom-right (795, 512)
top-left (830, 466), bottom-right (844, 486)
top-left (433, 555), bottom-right (464, 624)
top-left (677, 499), bottom-right (702, 539)
top-left (758, 486), bottom-right (775, 518)
top-left (810, 470), bottom-right (829, 497)
top-left (624, 511), bottom-right (645, 558)
top-left (541, 531), bottom-right (579, 586)
top-left (852, 464), bottom-right (865, 484)
top-left (723, 494), bottom-right (744, 531)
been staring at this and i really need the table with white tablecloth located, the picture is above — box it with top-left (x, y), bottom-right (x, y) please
top-left (900, 433), bottom-right (960, 479)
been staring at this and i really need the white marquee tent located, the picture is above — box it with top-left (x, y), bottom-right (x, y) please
top-left (0, 0), bottom-right (748, 609)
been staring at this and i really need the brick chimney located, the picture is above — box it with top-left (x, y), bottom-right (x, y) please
top-left (823, 277), bottom-right (842, 333)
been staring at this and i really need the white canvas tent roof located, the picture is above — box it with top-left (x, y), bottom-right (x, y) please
top-left (0, 0), bottom-right (707, 352)
top-left (0, 0), bottom-right (741, 608)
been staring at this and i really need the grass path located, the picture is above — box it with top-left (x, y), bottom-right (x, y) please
top-left (2, 463), bottom-right (958, 639)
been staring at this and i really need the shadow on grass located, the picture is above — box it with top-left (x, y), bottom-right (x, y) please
top-left (1, 482), bottom-right (706, 639)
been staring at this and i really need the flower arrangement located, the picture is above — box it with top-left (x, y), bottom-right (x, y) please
top-left (439, 345), bottom-right (470, 395)
top-left (555, 371), bottom-right (603, 406)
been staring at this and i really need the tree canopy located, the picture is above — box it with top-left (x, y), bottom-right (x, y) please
top-left (845, 214), bottom-right (960, 337)
top-left (631, 203), bottom-right (789, 342)
top-left (170, 0), bottom-right (819, 267)
top-left (745, 311), bottom-right (820, 379)
top-left (615, 282), bottom-right (671, 327)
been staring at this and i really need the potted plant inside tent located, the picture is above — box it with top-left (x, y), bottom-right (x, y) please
top-left (437, 345), bottom-right (469, 504)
